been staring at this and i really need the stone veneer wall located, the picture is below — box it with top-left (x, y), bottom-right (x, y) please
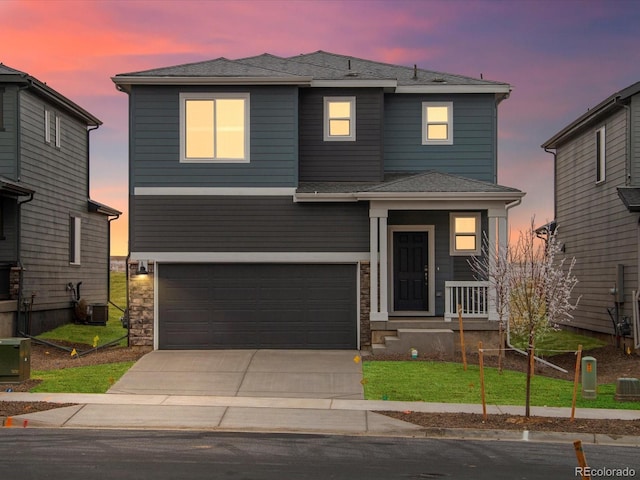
top-left (128, 261), bottom-right (154, 347)
top-left (359, 261), bottom-right (371, 347)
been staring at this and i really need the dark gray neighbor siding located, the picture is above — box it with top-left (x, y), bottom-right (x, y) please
top-left (384, 93), bottom-right (497, 182)
top-left (388, 210), bottom-right (486, 316)
top-left (131, 196), bottom-right (370, 252)
top-left (555, 107), bottom-right (636, 335)
top-left (129, 85), bottom-right (298, 190)
top-left (18, 91), bottom-right (110, 316)
top-left (0, 86), bottom-right (18, 179)
top-left (298, 88), bottom-right (384, 182)
top-left (631, 94), bottom-right (640, 185)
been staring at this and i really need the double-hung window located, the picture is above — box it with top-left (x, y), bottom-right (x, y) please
top-left (69, 216), bottom-right (81, 265)
top-left (422, 102), bottom-right (453, 145)
top-left (180, 92), bottom-right (250, 162)
top-left (450, 212), bottom-right (481, 255)
top-left (44, 110), bottom-right (61, 147)
top-left (596, 126), bottom-right (606, 183)
top-left (324, 96), bottom-right (355, 141)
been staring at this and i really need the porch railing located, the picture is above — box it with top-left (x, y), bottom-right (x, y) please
top-left (444, 281), bottom-right (489, 321)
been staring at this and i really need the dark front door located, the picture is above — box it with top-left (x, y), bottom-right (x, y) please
top-left (393, 231), bottom-right (428, 312)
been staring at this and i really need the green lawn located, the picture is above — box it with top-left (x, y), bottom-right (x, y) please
top-left (30, 362), bottom-right (136, 393)
top-left (36, 271), bottom-right (127, 347)
top-left (363, 360), bottom-right (640, 410)
top-left (29, 271), bottom-right (131, 393)
top-left (510, 329), bottom-right (607, 356)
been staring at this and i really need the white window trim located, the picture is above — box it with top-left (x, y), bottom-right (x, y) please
top-left (179, 92), bottom-right (250, 163)
top-left (422, 101), bottom-right (453, 145)
top-left (324, 96), bottom-right (356, 141)
top-left (450, 212), bottom-right (481, 256)
top-left (596, 125), bottom-right (606, 184)
top-left (44, 109), bottom-right (51, 143)
top-left (70, 216), bottom-right (81, 265)
top-left (55, 114), bottom-right (61, 148)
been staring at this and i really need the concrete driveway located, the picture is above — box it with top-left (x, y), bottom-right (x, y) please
top-left (108, 350), bottom-right (364, 399)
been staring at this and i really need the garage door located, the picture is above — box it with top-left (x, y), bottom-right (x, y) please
top-left (158, 263), bottom-right (357, 349)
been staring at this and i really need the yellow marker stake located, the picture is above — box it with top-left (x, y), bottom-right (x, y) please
top-left (93, 335), bottom-right (99, 348)
top-left (353, 355), bottom-right (361, 364)
top-left (70, 348), bottom-right (77, 357)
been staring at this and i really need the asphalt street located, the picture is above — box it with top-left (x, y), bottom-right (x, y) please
top-left (0, 429), bottom-right (638, 480)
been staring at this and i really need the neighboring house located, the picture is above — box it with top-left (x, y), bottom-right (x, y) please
top-left (542, 81), bottom-right (640, 348)
top-left (0, 64), bottom-right (120, 337)
top-left (113, 51), bottom-right (524, 354)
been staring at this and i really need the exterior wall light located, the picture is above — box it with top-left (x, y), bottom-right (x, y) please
top-left (136, 260), bottom-right (149, 275)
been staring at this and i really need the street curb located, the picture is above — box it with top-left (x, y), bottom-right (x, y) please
top-left (415, 427), bottom-right (640, 446)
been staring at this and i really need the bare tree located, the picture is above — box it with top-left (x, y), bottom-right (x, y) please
top-left (509, 219), bottom-right (580, 417)
top-left (469, 232), bottom-right (510, 372)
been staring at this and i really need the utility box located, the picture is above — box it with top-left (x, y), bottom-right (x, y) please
top-left (581, 356), bottom-right (597, 399)
top-left (0, 338), bottom-right (31, 383)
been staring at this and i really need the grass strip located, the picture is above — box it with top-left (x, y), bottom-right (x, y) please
top-left (30, 362), bottom-right (136, 394)
top-left (363, 361), bottom-right (640, 410)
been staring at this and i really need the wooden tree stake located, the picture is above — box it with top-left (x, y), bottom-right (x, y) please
top-left (478, 341), bottom-right (487, 421)
top-left (570, 344), bottom-right (583, 422)
top-left (573, 440), bottom-right (591, 479)
top-left (458, 304), bottom-right (467, 371)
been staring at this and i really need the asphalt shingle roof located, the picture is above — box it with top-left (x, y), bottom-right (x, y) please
top-left (297, 171), bottom-right (522, 195)
top-left (115, 50), bottom-right (508, 88)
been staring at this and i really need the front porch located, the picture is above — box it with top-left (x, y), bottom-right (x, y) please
top-left (368, 281), bottom-right (500, 359)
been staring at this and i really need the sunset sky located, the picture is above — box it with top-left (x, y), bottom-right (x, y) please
top-left (2, 0), bottom-right (639, 255)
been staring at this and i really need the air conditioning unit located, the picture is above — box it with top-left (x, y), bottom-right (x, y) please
top-left (89, 304), bottom-right (108, 326)
top-left (0, 338), bottom-right (31, 382)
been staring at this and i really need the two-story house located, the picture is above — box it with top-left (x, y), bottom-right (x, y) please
top-left (0, 64), bottom-right (120, 337)
top-left (542, 81), bottom-right (640, 350)
top-left (113, 51), bottom-right (524, 355)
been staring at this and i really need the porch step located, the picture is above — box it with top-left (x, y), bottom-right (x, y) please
top-left (372, 329), bottom-right (454, 360)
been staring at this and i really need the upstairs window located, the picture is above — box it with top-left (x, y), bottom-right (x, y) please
top-left (180, 92), bottom-right (250, 163)
top-left (450, 212), bottom-right (480, 255)
top-left (324, 96), bottom-right (356, 141)
top-left (596, 126), bottom-right (606, 183)
top-left (422, 102), bottom-right (453, 145)
top-left (44, 110), bottom-right (61, 147)
top-left (44, 109), bottom-right (51, 143)
top-left (0, 87), bottom-right (4, 131)
top-left (69, 216), bottom-right (81, 265)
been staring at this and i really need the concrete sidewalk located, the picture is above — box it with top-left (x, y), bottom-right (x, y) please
top-left (2, 391), bottom-right (639, 446)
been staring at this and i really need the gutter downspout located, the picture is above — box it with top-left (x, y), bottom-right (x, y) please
top-left (503, 196), bottom-right (568, 373)
top-left (16, 192), bottom-right (34, 336)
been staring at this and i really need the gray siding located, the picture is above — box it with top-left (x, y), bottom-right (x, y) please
top-left (388, 210), bottom-right (485, 316)
top-left (631, 94), bottom-right (640, 185)
top-left (0, 199), bottom-right (18, 262)
top-left (555, 107), bottom-right (637, 334)
top-left (384, 94), bottom-right (497, 182)
top-left (131, 196), bottom-right (369, 253)
top-left (298, 88), bottom-right (384, 182)
top-left (129, 85), bottom-right (298, 190)
top-left (0, 86), bottom-right (18, 179)
top-left (18, 91), bottom-right (109, 314)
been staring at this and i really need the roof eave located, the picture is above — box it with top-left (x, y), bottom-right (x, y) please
top-left (112, 75), bottom-right (313, 92)
top-left (88, 199), bottom-right (122, 216)
top-left (295, 191), bottom-right (525, 202)
top-left (395, 84), bottom-right (511, 95)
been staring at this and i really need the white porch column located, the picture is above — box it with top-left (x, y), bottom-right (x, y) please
top-left (379, 214), bottom-right (389, 318)
top-left (487, 209), bottom-right (508, 321)
top-left (369, 207), bottom-right (389, 321)
top-left (369, 215), bottom-right (379, 319)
